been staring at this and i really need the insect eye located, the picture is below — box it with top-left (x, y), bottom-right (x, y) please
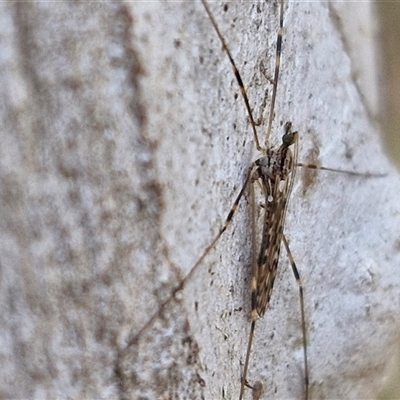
top-left (282, 121), bottom-right (295, 146)
top-left (282, 132), bottom-right (294, 146)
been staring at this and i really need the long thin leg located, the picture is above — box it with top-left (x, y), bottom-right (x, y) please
top-left (282, 234), bottom-right (309, 400)
top-left (239, 321), bottom-right (256, 400)
top-left (297, 162), bottom-right (387, 177)
top-left (201, 0), bottom-right (285, 152)
top-left (239, 176), bottom-right (258, 400)
top-left (125, 165), bottom-right (255, 350)
top-left (265, 0), bottom-right (284, 148)
top-left (200, 0), bottom-right (262, 152)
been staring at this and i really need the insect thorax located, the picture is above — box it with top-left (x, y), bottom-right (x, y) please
top-left (255, 146), bottom-right (294, 183)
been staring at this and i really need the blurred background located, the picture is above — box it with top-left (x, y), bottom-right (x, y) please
top-left (376, 4), bottom-right (400, 397)
top-left (378, 1), bottom-right (400, 170)
top-left (377, 2), bottom-right (400, 396)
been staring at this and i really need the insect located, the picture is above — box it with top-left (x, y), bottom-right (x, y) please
top-left (194, 3), bottom-right (384, 398)
top-left (199, 0), bottom-right (308, 398)
top-left (122, 1), bottom-right (385, 399)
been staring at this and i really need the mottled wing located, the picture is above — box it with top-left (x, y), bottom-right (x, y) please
top-left (252, 149), bottom-right (295, 319)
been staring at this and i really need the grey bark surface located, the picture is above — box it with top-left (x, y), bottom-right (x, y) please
top-left (1, 1), bottom-right (399, 400)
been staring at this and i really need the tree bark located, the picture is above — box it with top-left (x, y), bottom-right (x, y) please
top-left (1, 1), bottom-right (399, 399)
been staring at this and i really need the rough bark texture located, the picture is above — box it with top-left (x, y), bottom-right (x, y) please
top-left (1, 2), bottom-right (399, 400)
